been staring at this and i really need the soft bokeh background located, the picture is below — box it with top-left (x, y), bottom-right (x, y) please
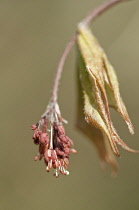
top-left (1, 0), bottom-right (139, 210)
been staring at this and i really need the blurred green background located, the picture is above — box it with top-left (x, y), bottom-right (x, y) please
top-left (1, 0), bottom-right (139, 210)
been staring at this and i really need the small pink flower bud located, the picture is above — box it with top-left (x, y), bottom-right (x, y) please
top-left (59, 135), bottom-right (68, 143)
top-left (39, 133), bottom-right (49, 145)
top-left (31, 124), bottom-right (37, 130)
top-left (33, 129), bottom-right (42, 139)
top-left (55, 148), bottom-right (64, 156)
top-left (64, 136), bottom-right (74, 145)
top-left (57, 125), bottom-right (65, 135)
top-left (34, 155), bottom-right (39, 161)
top-left (70, 149), bottom-right (77, 154)
top-left (33, 138), bottom-right (39, 145)
top-left (63, 142), bottom-right (70, 148)
top-left (39, 144), bottom-right (46, 159)
top-left (64, 147), bottom-right (70, 155)
top-left (59, 135), bottom-right (74, 146)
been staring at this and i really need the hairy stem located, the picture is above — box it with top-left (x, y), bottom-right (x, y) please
top-left (50, 0), bottom-right (130, 104)
top-left (51, 32), bottom-right (77, 103)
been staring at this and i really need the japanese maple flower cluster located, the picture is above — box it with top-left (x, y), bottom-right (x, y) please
top-left (31, 103), bottom-right (77, 178)
top-left (31, 0), bottom-right (139, 177)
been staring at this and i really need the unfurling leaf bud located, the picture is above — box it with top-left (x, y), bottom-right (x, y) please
top-left (76, 25), bottom-right (138, 174)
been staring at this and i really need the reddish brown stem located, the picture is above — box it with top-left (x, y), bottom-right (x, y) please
top-left (51, 32), bottom-right (77, 103)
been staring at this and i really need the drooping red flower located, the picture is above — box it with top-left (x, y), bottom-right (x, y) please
top-left (31, 102), bottom-right (77, 178)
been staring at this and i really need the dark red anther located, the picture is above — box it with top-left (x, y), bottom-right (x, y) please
top-left (44, 151), bottom-right (49, 162)
top-left (31, 124), bottom-right (37, 130)
top-left (39, 133), bottom-right (49, 145)
top-left (59, 135), bottom-right (69, 144)
top-left (33, 138), bottom-right (39, 145)
top-left (34, 155), bottom-right (39, 161)
top-left (57, 125), bottom-right (65, 135)
top-left (64, 147), bottom-right (71, 155)
top-left (33, 129), bottom-right (42, 139)
top-left (55, 148), bottom-right (64, 157)
top-left (39, 144), bottom-right (46, 160)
